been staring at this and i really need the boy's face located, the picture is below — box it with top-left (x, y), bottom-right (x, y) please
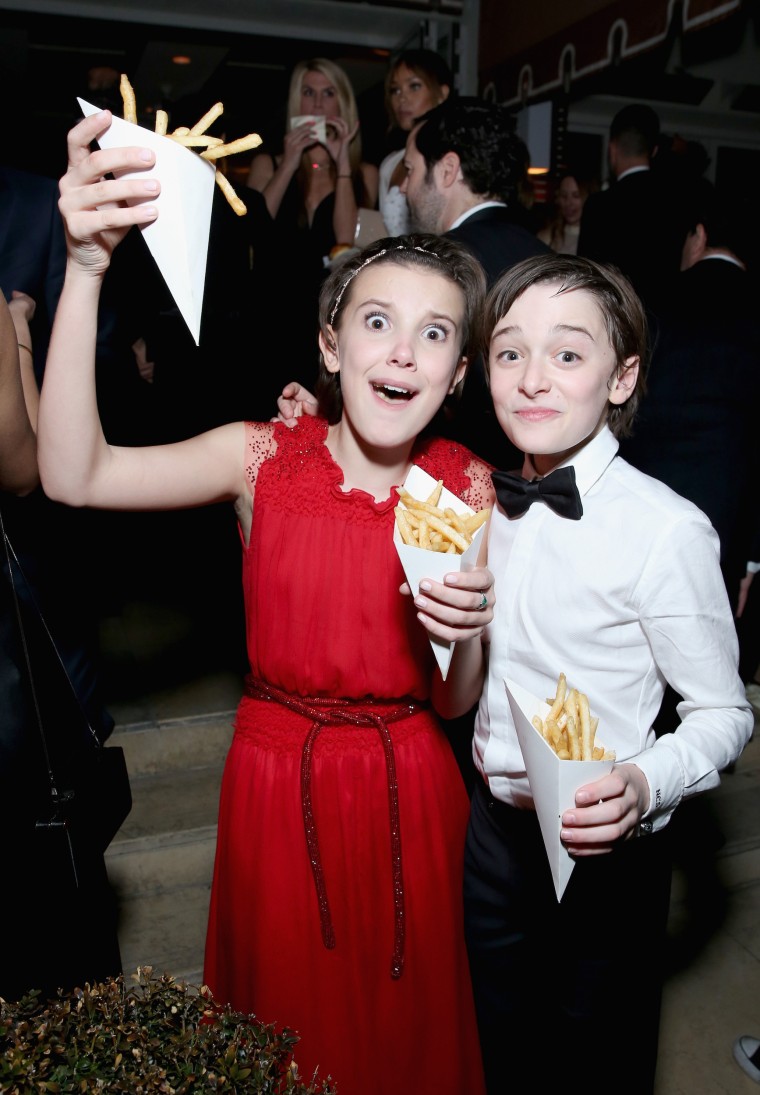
top-left (488, 282), bottom-right (638, 476)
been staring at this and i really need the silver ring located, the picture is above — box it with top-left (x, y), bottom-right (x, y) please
top-left (476, 592), bottom-right (488, 611)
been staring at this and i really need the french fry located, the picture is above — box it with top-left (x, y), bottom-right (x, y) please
top-left (213, 169), bottom-right (247, 217)
top-left (578, 690), bottom-right (593, 761)
top-left (189, 101), bottom-right (224, 135)
top-left (395, 506), bottom-right (417, 547)
top-left (566, 713), bottom-right (581, 760)
top-left (200, 133), bottom-right (263, 161)
top-left (168, 134), bottom-right (224, 148)
top-left (395, 485), bottom-right (489, 555)
top-left (115, 78), bottom-right (260, 217)
top-left (119, 73), bottom-right (137, 124)
top-left (532, 672), bottom-right (615, 761)
top-left (546, 672), bottom-right (567, 721)
top-left (425, 480), bottom-right (443, 506)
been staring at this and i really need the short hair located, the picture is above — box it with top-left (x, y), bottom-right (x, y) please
top-left (384, 49), bottom-right (453, 129)
top-left (412, 97), bottom-right (524, 204)
top-left (287, 58), bottom-right (363, 171)
top-left (482, 254), bottom-right (649, 438)
top-left (609, 103), bottom-right (660, 159)
top-left (682, 177), bottom-right (749, 263)
top-left (316, 234), bottom-right (487, 422)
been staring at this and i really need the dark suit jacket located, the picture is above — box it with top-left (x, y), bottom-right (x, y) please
top-left (0, 166), bottom-right (66, 383)
top-left (620, 257), bottom-right (760, 612)
top-left (442, 206), bottom-right (551, 468)
top-left (577, 168), bottom-right (684, 312)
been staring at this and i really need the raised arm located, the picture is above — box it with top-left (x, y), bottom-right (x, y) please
top-left (38, 111), bottom-right (246, 514)
top-left (326, 118), bottom-right (360, 247)
top-left (0, 293), bottom-right (38, 494)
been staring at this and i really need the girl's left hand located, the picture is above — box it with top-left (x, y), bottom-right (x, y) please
top-left (402, 565), bottom-right (494, 643)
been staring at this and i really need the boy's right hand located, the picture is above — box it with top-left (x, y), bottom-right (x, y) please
top-left (273, 381), bottom-right (319, 427)
top-left (59, 111), bottom-right (159, 278)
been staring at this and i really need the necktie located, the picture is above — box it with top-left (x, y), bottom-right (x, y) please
top-left (491, 466), bottom-right (583, 520)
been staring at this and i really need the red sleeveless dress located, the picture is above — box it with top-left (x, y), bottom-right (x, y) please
top-left (204, 417), bottom-right (489, 1094)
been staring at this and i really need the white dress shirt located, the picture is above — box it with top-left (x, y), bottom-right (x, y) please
top-left (474, 426), bottom-right (753, 830)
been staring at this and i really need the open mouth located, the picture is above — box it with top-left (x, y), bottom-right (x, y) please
top-left (371, 382), bottom-right (415, 403)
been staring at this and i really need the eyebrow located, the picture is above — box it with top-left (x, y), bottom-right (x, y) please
top-left (492, 322), bottom-right (595, 341)
top-left (354, 297), bottom-right (459, 327)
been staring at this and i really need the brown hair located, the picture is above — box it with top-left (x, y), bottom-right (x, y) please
top-left (483, 254), bottom-right (649, 438)
top-left (316, 233), bottom-right (486, 422)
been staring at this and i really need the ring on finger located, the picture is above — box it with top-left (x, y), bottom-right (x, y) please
top-left (476, 592), bottom-right (488, 611)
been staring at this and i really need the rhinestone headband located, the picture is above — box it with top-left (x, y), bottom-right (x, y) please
top-left (329, 244), bottom-right (433, 325)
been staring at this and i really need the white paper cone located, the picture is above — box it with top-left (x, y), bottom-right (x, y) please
top-left (505, 678), bottom-right (614, 900)
top-left (79, 98), bottom-right (215, 345)
top-left (394, 466), bottom-right (487, 681)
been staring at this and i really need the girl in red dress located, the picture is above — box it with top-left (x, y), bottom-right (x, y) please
top-left (40, 110), bottom-right (493, 1094)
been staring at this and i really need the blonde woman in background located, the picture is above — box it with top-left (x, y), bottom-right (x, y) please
top-left (246, 58), bottom-right (379, 381)
top-left (378, 49), bottom-right (452, 236)
top-left (247, 57), bottom-right (377, 251)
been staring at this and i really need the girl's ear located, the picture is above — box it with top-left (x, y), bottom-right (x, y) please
top-left (438, 84), bottom-right (451, 104)
top-left (319, 327), bottom-right (339, 374)
top-left (608, 355), bottom-right (639, 405)
top-left (448, 356), bottom-right (468, 395)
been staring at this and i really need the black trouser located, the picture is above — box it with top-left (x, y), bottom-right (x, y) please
top-left (464, 779), bottom-right (673, 1094)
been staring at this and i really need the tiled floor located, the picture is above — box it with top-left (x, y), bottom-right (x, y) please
top-left (100, 507), bottom-right (760, 1094)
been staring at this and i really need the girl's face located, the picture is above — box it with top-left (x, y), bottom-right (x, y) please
top-left (556, 177), bottom-right (584, 226)
top-left (299, 70), bottom-right (341, 117)
top-left (388, 64), bottom-right (447, 132)
top-left (488, 282), bottom-right (637, 476)
top-left (321, 263), bottom-right (467, 451)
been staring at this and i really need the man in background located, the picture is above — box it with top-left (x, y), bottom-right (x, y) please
top-left (401, 96), bottom-right (549, 468)
top-left (577, 102), bottom-right (684, 312)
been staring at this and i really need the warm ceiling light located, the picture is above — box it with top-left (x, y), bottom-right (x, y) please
top-left (172, 55), bottom-right (192, 65)
top-left (528, 166), bottom-right (549, 175)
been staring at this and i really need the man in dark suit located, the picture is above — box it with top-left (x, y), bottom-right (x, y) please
top-left (620, 181), bottom-right (760, 687)
top-left (0, 163), bottom-right (118, 742)
top-left (577, 103), bottom-right (685, 313)
top-left (401, 97), bottom-right (549, 468)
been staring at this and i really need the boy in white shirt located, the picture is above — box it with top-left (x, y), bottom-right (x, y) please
top-left (429, 253), bottom-right (754, 1093)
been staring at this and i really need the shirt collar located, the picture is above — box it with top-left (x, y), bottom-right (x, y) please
top-left (616, 165), bottom-right (650, 182)
top-left (447, 200), bottom-right (507, 231)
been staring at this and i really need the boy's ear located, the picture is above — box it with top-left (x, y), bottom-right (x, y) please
top-left (319, 327), bottom-right (339, 374)
top-left (448, 355), bottom-right (468, 394)
top-left (608, 355), bottom-right (639, 405)
top-left (680, 223), bottom-right (707, 270)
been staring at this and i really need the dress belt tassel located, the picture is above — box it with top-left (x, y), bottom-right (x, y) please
top-left (244, 675), bottom-right (425, 980)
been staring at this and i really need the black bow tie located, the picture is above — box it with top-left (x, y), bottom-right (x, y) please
top-left (491, 466), bottom-right (583, 520)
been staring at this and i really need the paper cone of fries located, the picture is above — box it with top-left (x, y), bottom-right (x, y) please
top-left (394, 465), bottom-right (487, 681)
top-left (505, 677), bottom-right (614, 901)
top-left (79, 98), bottom-right (215, 345)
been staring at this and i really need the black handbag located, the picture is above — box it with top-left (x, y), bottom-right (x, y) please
top-left (0, 507), bottom-right (132, 884)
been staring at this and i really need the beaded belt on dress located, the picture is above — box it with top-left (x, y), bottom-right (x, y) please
top-left (244, 674), bottom-right (427, 979)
